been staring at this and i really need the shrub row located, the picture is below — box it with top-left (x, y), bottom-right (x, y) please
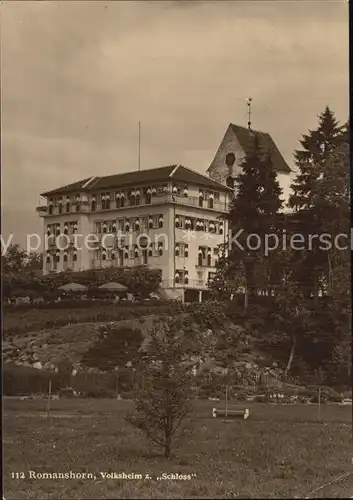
top-left (3, 363), bottom-right (135, 398)
top-left (3, 299), bottom-right (167, 312)
top-left (3, 303), bottom-right (185, 336)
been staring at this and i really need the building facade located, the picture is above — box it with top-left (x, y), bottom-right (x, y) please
top-left (37, 164), bottom-right (232, 301)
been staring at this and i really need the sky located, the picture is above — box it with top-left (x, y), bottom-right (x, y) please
top-left (1, 0), bottom-right (349, 248)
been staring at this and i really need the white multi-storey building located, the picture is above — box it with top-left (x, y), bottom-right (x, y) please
top-left (37, 164), bottom-right (232, 302)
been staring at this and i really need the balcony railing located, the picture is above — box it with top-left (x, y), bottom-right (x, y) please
top-left (160, 279), bottom-right (208, 289)
top-left (36, 205), bottom-right (47, 214)
top-left (37, 195), bottom-right (229, 216)
top-left (195, 258), bottom-right (217, 268)
top-left (152, 194), bottom-right (228, 212)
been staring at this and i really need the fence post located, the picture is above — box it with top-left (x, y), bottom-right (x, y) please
top-left (46, 378), bottom-right (52, 418)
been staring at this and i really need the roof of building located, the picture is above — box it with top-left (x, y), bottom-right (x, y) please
top-left (208, 123), bottom-right (291, 175)
top-left (229, 124), bottom-right (291, 174)
top-left (41, 164), bottom-right (232, 197)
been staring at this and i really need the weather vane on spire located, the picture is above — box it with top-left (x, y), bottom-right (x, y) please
top-left (246, 97), bottom-right (252, 130)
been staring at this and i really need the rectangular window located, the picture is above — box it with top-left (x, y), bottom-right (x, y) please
top-left (177, 243), bottom-right (189, 258)
top-left (141, 216), bottom-right (149, 231)
top-left (152, 215), bottom-right (159, 229)
top-left (117, 219), bottom-right (124, 232)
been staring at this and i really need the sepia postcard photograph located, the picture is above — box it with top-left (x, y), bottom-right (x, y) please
top-left (1, 0), bottom-right (351, 498)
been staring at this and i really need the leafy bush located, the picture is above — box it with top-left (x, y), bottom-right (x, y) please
top-left (82, 387), bottom-right (116, 398)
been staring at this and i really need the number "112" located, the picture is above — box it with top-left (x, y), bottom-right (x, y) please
top-left (11, 472), bottom-right (25, 479)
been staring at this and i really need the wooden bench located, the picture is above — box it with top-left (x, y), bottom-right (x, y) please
top-left (212, 406), bottom-right (250, 420)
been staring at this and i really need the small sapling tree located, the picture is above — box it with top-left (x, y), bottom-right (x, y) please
top-left (126, 317), bottom-right (202, 458)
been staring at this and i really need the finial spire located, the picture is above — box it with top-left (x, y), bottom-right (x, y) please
top-left (247, 97), bottom-right (252, 130)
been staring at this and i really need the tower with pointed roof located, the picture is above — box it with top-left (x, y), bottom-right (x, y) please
top-left (207, 123), bottom-right (291, 196)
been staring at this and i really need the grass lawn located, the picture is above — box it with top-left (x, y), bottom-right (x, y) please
top-left (3, 398), bottom-right (352, 499)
